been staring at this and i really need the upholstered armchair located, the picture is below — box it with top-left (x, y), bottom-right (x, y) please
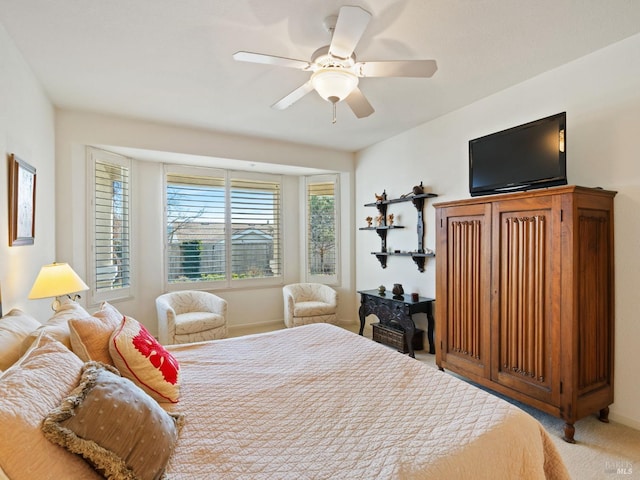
top-left (282, 283), bottom-right (338, 328)
top-left (155, 290), bottom-right (228, 345)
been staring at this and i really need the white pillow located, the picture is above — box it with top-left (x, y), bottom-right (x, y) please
top-left (0, 309), bottom-right (41, 370)
top-left (21, 299), bottom-right (91, 353)
top-left (68, 302), bottom-right (123, 365)
top-left (109, 316), bottom-right (181, 403)
top-left (0, 332), bottom-right (102, 480)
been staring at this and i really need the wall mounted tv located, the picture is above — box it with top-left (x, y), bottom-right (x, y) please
top-left (469, 112), bottom-right (567, 197)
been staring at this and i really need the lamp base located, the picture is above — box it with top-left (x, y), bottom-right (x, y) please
top-left (51, 294), bottom-right (82, 312)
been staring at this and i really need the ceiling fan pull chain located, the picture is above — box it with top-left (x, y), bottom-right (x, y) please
top-left (332, 102), bottom-right (337, 124)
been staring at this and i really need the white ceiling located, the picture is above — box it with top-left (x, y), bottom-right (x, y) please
top-left (2, 0), bottom-right (640, 152)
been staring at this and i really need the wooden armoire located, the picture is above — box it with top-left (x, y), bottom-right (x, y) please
top-left (434, 185), bottom-right (615, 443)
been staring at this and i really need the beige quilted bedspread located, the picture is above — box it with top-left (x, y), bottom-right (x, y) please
top-left (164, 324), bottom-right (569, 479)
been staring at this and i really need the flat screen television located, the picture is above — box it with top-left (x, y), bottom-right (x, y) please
top-left (469, 112), bottom-right (567, 196)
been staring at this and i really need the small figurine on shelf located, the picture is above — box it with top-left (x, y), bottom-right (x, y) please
top-left (365, 216), bottom-right (373, 227)
top-left (400, 181), bottom-right (425, 198)
top-left (387, 213), bottom-right (394, 226)
top-left (376, 215), bottom-right (384, 227)
top-left (412, 182), bottom-right (426, 208)
top-left (375, 191), bottom-right (386, 203)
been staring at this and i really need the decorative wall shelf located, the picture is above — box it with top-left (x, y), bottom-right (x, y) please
top-left (360, 185), bottom-right (438, 271)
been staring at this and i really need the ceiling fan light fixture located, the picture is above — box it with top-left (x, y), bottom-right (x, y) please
top-left (311, 68), bottom-right (358, 103)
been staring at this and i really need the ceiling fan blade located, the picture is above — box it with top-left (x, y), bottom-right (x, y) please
top-left (329, 6), bottom-right (372, 60)
top-left (233, 51), bottom-right (310, 70)
top-left (345, 87), bottom-right (375, 118)
top-left (356, 60), bottom-right (438, 78)
top-left (271, 81), bottom-right (315, 110)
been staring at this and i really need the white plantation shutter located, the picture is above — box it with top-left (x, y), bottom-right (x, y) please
top-left (166, 172), bottom-right (226, 283)
top-left (164, 166), bottom-right (282, 287)
top-left (88, 149), bottom-right (131, 303)
top-left (230, 176), bottom-right (281, 278)
top-left (306, 174), bottom-right (339, 283)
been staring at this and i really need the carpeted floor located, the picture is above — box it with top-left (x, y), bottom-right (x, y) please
top-left (231, 322), bottom-right (640, 479)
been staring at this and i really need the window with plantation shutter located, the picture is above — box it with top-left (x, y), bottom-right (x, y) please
top-left (164, 166), bottom-right (282, 287)
top-left (166, 171), bottom-right (226, 283)
top-left (87, 148), bottom-right (131, 303)
top-left (230, 176), bottom-right (281, 279)
top-left (305, 174), bottom-right (339, 283)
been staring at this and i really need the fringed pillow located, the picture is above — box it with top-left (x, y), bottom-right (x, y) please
top-left (109, 316), bottom-right (181, 403)
top-left (42, 362), bottom-right (183, 480)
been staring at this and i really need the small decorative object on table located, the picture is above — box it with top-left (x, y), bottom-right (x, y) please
top-left (411, 292), bottom-right (420, 302)
top-left (387, 213), bottom-right (394, 226)
top-left (372, 323), bottom-right (424, 354)
top-left (378, 285), bottom-right (386, 295)
top-left (392, 283), bottom-right (404, 298)
top-left (365, 216), bottom-right (373, 227)
top-left (376, 215), bottom-right (384, 227)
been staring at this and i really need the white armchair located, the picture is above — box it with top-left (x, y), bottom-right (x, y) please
top-left (282, 283), bottom-right (338, 328)
top-left (155, 290), bottom-right (228, 345)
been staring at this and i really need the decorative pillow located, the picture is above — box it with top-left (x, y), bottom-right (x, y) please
top-left (110, 316), bottom-right (181, 403)
top-left (42, 362), bottom-right (183, 480)
top-left (69, 302), bottom-right (123, 365)
top-left (0, 332), bottom-right (102, 480)
top-left (21, 299), bottom-right (91, 353)
top-left (0, 308), bottom-right (41, 370)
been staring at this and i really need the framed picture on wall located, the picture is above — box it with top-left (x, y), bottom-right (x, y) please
top-left (8, 153), bottom-right (36, 246)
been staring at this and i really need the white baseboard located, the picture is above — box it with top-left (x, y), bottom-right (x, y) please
top-left (609, 411), bottom-right (640, 431)
top-left (228, 319), bottom-right (284, 335)
top-left (228, 318), bottom-right (361, 336)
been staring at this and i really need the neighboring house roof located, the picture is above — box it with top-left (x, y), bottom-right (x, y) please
top-left (170, 223), bottom-right (273, 244)
top-left (231, 228), bottom-right (273, 242)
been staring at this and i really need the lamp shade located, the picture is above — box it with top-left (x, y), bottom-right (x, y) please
top-left (311, 68), bottom-right (358, 103)
top-left (28, 263), bottom-right (89, 299)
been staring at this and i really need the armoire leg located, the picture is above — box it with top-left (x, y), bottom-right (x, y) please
top-left (563, 423), bottom-right (576, 443)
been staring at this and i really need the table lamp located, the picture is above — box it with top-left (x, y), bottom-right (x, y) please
top-left (28, 262), bottom-right (89, 311)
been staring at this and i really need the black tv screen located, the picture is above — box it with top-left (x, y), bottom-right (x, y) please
top-left (469, 112), bottom-right (567, 196)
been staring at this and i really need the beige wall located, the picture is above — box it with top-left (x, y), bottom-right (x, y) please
top-left (0, 23), bottom-right (56, 322)
top-left (356, 33), bottom-right (640, 429)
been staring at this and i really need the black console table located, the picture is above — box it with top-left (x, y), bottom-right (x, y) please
top-left (358, 289), bottom-right (435, 357)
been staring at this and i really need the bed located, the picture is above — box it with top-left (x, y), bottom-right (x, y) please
top-left (0, 303), bottom-right (569, 480)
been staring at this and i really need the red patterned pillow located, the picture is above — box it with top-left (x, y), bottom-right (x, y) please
top-left (109, 316), bottom-right (181, 403)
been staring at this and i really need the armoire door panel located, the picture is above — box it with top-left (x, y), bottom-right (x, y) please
top-left (436, 204), bottom-right (491, 378)
top-left (491, 199), bottom-right (561, 406)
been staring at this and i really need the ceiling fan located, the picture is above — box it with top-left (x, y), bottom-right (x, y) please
top-left (233, 5), bottom-right (437, 123)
